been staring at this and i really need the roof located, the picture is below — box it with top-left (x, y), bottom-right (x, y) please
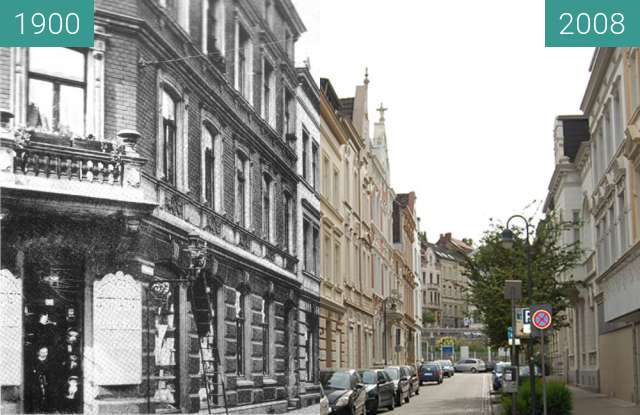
top-left (558, 116), bottom-right (590, 162)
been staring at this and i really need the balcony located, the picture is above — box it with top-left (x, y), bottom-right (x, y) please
top-left (0, 111), bottom-right (152, 217)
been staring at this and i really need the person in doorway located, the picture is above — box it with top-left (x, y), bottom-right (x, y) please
top-left (28, 346), bottom-right (56, 413)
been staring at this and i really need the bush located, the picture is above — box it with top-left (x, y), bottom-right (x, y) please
top-left (501, 379), bottom-right (572, 415)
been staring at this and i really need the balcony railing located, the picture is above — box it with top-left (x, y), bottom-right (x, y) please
top-left (0, 117), bottom-right (147, 207)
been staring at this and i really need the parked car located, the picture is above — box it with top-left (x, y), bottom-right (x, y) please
top-left (403, 365), bottom-right (420, 396)
top-left (436, 359), bottom-right (455, 377)
top-left (358, 369), bottom-right (396, 414)
top-left (485, 360), bottom-right (497, 373)
top-left (419, 362), bottom-right (443, 384)
top-left (454, 358), bottom-right (486, 373)
top-left (492, 362), bottom-right (512, 391)
top-left (320, 384), bottom-right (330, 415)
top-left (320, 369), bottom-right (367, 415)
top-left (519, 365), bottom-right (542, 378)
top-left (384, 366), bottom-right (411, 406)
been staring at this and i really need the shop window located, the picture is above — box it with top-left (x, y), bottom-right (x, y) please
top-left (27, 48), bottom-right (86, 138)
top-left (152, 283), bottom-right (179, 408)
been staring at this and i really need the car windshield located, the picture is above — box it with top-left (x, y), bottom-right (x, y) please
top-left (320, 372), bottom-right (351, 390)
top-left (385, 368), bottom-right (400, 380)
top-left (359, 371), bottom-right (377, 384)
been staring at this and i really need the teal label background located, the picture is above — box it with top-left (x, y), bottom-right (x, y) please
top-left (0, 0), bottom-right (94, 47)
top-left (546, 0), bottom-right (640, 47)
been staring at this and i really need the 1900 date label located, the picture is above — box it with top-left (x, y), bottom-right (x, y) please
top-left (0, 0), bottom-right (93, 47)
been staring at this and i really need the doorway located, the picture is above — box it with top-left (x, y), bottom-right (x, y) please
top-left (23, 262), bottom-right (84, 414)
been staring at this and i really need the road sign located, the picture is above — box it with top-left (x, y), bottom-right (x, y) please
top-left (516, 308), bottom-right (531, 338)
top-left (504, 280), bottom-right (522, 300)
top-left (532, 309), bottom-right (552, 330)
top-left (442, 345), bottom-right (454, 354)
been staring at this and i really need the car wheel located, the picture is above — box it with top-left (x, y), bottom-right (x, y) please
top-left (471, 367), bottom-right (477, 373)
top-left (396, 392), bottom-right (402, 407)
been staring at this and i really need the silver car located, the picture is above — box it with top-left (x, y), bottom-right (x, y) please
top-left (454, 358), bottom-right (486, 373)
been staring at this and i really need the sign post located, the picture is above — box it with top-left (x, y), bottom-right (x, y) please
top-left (504, 280), bottom-right (522, 415)
top-left (531, 305), bottom-right (552, 415)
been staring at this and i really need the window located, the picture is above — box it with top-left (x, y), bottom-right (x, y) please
top-left (262, 59), bottom-right (275, 127)
top-left (261, 298), bottom-right (270, 375)
top-left (619, 192), bottom-right (628, 251)
top-left (283, 88), bottom-right (294, 136)
top-left (631, 53), bottom-right (639, 112)
top-left (206, 0), bottom-right (225, 56)
top-left (235, 23), bottom-right (252, 103)
top-left (609, 205), bottom-right (617, 262)
top-left (162, 90), bottom-right (178, 185)
top-left (312, 227), bottom-right (319, 275)
top-left (234, 290), bottom-right (245, 376)
top-left (321, 157), bottom-right (328, 196)
top-left (334, 241), bottom-right (341, 286)
top-left (265, 0), bottom-right (273, 28)
top-left (202, 125), bottom-right (222, 210)
top-left (235, 153), bottom-right (250, 227)
top-left (27, 48), bottom-right (86, 138)
top-left (153, 284), bottom-right (178, 406)
top-left (613, 87), bottom-right (624, 149)
top-left (262, 174), bottom-right (273, 241)
top-left (312, 144), bottom-right (319, 191)
top-left (284, 193), bottom-right (293, 252)
top-left (303, 220), bottom-right (310, 272)
top-left (572, 210), bottom-right (580, 246)
top-left (323, 235), bottom-right (331, 279)
top-left (302, 129), bottom-right (309, 181)
top-left (333, 169), bottom-right (339, 206)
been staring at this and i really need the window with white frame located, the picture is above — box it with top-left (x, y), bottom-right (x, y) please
top-left (302, 128), bottom-right (309, 181)
top-left (613, 85), bottom-right (624, 150)
top-left (312, 143), bottom-right (319, 191)
top-left (609, 205), bottom-right (617, 263)
top-left (27, 48), bottom-right (86, 138)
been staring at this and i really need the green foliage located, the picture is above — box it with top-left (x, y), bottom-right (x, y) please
top-left (502, 379), bottom-right (572, 415)
top-left (422, 310), bottom-right (436, 324)
top-left (463, 214), bottom-right (582, 348)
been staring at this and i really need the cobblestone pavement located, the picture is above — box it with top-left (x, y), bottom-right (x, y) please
top-left (388, 373), bottom-right (492, 415)
top-left (286, 404), bottom-right (320, 414)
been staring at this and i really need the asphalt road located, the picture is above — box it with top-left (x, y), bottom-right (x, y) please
top-left (385, 373), bottom-right (493, 415)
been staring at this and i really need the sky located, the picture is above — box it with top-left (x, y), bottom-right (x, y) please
top-left (291, 0), bottom-right (594, 244)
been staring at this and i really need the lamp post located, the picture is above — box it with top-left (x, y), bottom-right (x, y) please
top-left (501, 215), bottom-right (536, 415)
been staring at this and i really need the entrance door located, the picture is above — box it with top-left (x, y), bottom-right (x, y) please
top-left (23, 264), bottom-right (84, 414)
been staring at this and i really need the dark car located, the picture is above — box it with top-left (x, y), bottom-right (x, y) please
top-left (358, 369), bottom-right (396, 414)
top-left (403, 365), bottom-right (420, 396)
top-left (320, 369), bottom-right (367, 415)
top-left (384, 366), bottom-right (411, 406)
top-left (492, 362), bottom-right (511, 391)
top-left (419, 362), bottom-right (443, 384)
top-left (485, 360), bottom-right (497, 373)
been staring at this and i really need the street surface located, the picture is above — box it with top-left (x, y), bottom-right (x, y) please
top-left (388, 373), bottom-right (492, 415)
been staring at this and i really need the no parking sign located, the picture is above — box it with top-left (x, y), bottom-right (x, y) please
top-left (531, 304), bottom-right (552, 333)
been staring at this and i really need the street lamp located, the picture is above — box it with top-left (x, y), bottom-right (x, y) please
top-left (501, 215), bottom-right (536, 415)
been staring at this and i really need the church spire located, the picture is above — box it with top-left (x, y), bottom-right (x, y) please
top-left (364, 67), bottom-right (370, 86)
top-left (377, 102), bottom-right (388, 123)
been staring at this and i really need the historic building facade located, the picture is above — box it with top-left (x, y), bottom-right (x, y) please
top-left (392, 193), bottom-right (420, 365)
top-left (435, 234), bottom-right (472, 329)
top-left (0, 0), bottom-right (319, 413)
top-left (546, 47), bottom-right (640, 403)
top-left (294, 66), bottom-right (321, 404)
top-left (318, 78), bottom-right (347, 369)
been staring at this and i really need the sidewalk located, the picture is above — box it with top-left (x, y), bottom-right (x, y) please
top-left (571, 387), bottom-right (640, 415)
top-left (286, 404), bottom-right (320, 414)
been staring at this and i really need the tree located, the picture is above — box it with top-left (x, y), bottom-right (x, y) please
top-left (462, 214), bottom-right (581, 348)
top-left (422, 310), bottom-right (436, 325)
